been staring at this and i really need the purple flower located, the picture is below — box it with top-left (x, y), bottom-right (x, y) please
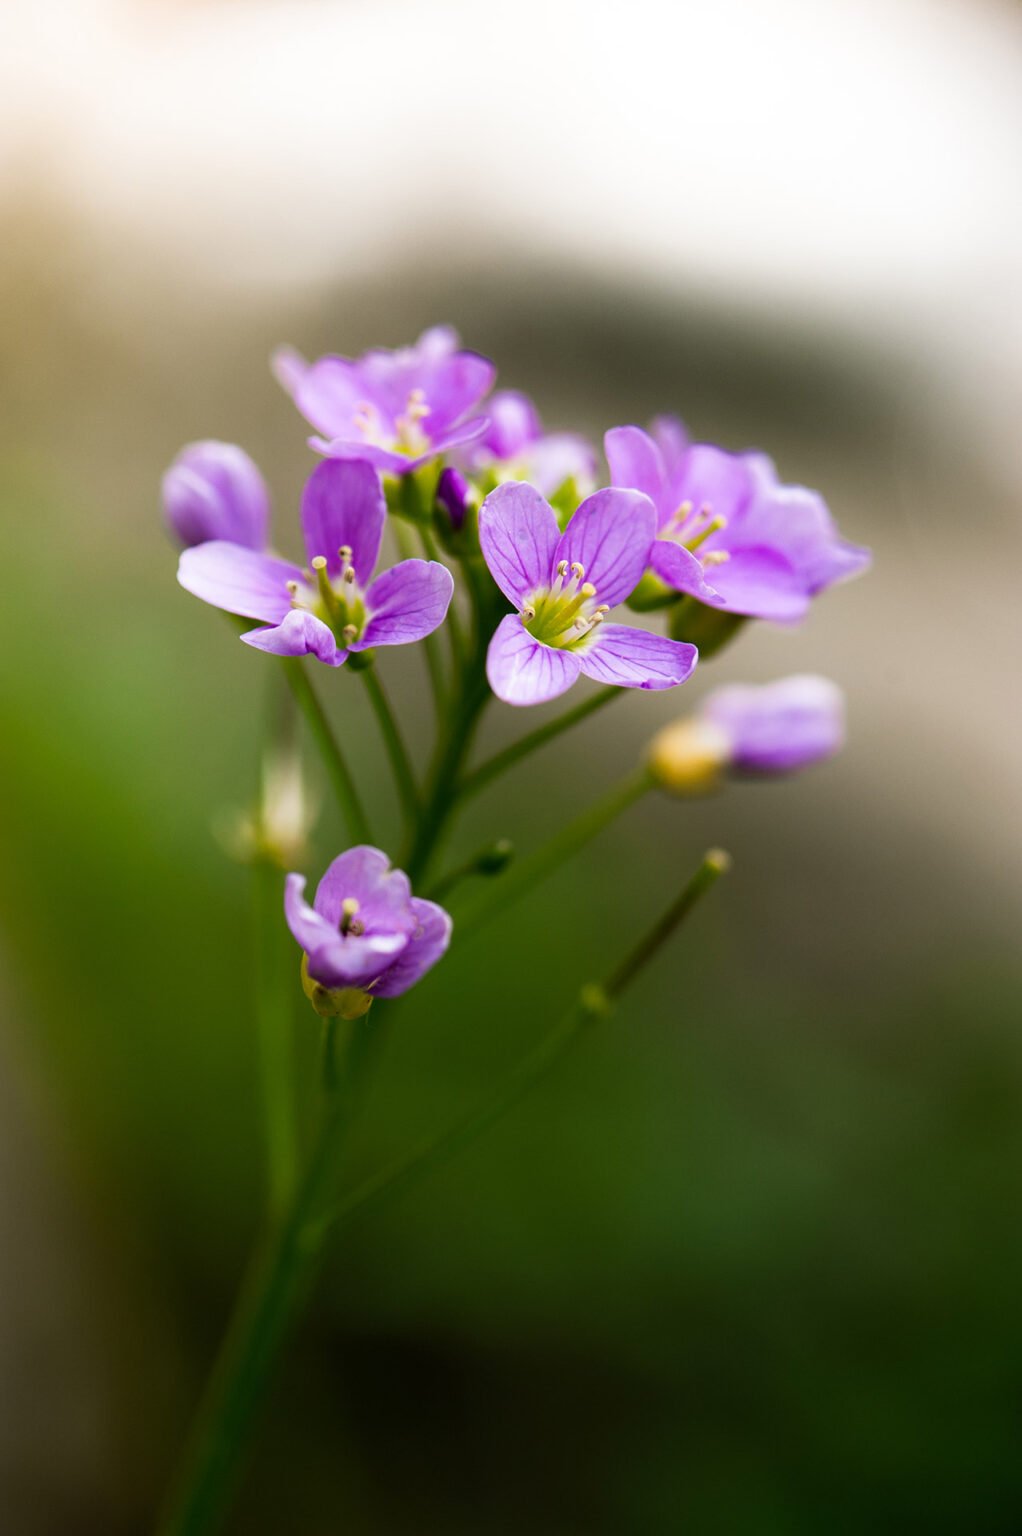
top-left (463, 388), bottom-right (597, 499)
top-left (178, 459), bottom-right (453, 667)
top-left (274, 325), bottom-right (494, 475)
top-left (162, 440), bottom-right (269, 550)
top-left (606, 417), bottom-right (870, 623)
top-left (436, 466), bottom-right (472, 532)
top-left (286, 845), bottom-right (452, 1000)
top-left (649, 674), bottom-right (845, 793)
top-left (478, 482), bottom-right (698, 706)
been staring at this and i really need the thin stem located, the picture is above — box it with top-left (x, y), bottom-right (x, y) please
top-left (359, 665), bottom-right (419, 831)
top-left (157, 1016), bottom-right (382, 1536)
top-left (159, 854), bottom-right (727, 1535)
top-left (456, 766), bottom-right (655, 942)
top-left (318, 849), bottom-right (730, 1240)
top-left (282, 659), bottom-right (370, 845)
top-left (459, 686), bottom-right (620, 804)
top-left (252, 858), bottom-right (298, 1214)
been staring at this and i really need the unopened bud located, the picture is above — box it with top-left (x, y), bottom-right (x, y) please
top-left (475, 838), bottom-right (514, 876)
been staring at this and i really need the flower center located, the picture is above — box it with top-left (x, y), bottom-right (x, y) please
top-left (287, 545), bottom-right (367, 646)
top-left (522, 560), bottom-right (610, 649)
top-left (339, 896), bottom-right (364, 937)
top-left (663, 501), bottom-right (730, 568)
top-left (393, 388), bottom-right (432, 457)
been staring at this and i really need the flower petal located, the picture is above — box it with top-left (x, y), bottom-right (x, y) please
top-left (241, 611), bottom-right (348, 666)
top-left (478, 482), bottom-right (561, 606)
top-left (278, 353), bottom-right (384, 440)
top-left (702, 675), bottom-right (845, 774)
top-left (486, 614), bottom-right (581, 706)
top-left (163, 440), bottom-right (270, 550)
top-left (482, 389), bottom-right (543, 458)
top-left (521, 433), bottom-right (598, 499)
top-left (649, 539), bottom-right (726, 606)
top-left (284, 872), bottom-right (339, 957)
top-left (605, 425), bottom-right (668, 518)
top-left (178, 541), bottom-right (299, 622)
top-left (705, 546), bottom-right (810, 622)
top-left (577, 624), bottom-right (698, 690)
top-left (300, 458), bottom-right (385, 582)
top-left (555, 488), bottom-right (657, 609)
top-left (359, 560), bottom-right (454, 649)
top-left (316, 416), bottom-right (489, 476)
top-left (373, 898), bottom-right (453, 998)
top-left (314, 845), bottom-right (414, 930)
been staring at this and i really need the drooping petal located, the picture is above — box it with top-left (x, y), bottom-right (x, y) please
top-left (162, 441), bottom-right (270, 550)
top-left (177, 541), bottom-right (299, 623)
top-left (486, 614), bottom-right (581, 706)
top-left (314, 845), bottom-right (415, 931)
top-left (478, 482), bottom-right (561, 606)
top-left (300, 458), bottom-right (385, 581)
top-left (577, 624), bottom-right (698, 690)
top-left (605, 425), bottom-right (668, 519)
top-left (373, 898), bottom-right (453, 998)
top-left (359, 560), bottom-right (454, 649)
top-left (701, 675), bottom-right (845, 775)
top-left (555, 488), bottom-right (657, 609)
top-left (704, 546), bottom-right (810, 622)
top-left (240, 611), bottom-right (348, 667)
top-left (284, 872), bottom-right (341, 958)
top-left (649, 539), bottom-right (727, 606)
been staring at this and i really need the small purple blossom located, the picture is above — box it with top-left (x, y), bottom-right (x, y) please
top-left (162, 441), bottom-right (269, 550)
top-left (178, 459), bottom-right (453, 667)
top-left (436, 466), bottom-right (472, 532)
top-left (701, 674), bottom-right (846, 775)
top-left (606, 417), bottom-right (870, 623)
top-left (274, 325), bottom-right (494, 476)
top-left (463, 388), bottom-right (597, 499)
top-left (285, 845), bottom-right (452, 997)
top-left (478, 481), bottom-right (698, 706)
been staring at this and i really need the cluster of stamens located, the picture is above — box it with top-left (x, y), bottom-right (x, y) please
top-left (339, 897), bottom-right (365, 937)
top-left (393, 387), bottom-right (432, 456)
top-left (522, 560), bottom-right (610, 649)
top-left (666, 500), bottom-right (730, 567)
top-left (286, 545), bottom-right (363, 646)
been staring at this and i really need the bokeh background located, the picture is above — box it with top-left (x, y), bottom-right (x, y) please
top-left (2, 1), bottom-right (1022, 1531)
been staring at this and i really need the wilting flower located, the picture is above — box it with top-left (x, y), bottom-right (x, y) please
top-left (178, 459), bottom-right (453, 666)
top-left (606, 418), bottom-right (870, 622)
top-left (162, 440), bottom-right (269, 550)
top-left (285, 845), bottom-right (452, 1014)
top-left (274, 325), bottom-right (494, 475)
top-left (462, 389), bottom-right (597, 499)
top-left (478, 482), bottom-right (698, 706)
top-left (649, 674), bottom-right (845, 793)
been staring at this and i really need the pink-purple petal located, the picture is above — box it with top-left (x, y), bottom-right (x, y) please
top-left (162, 441), bottom-right (270, 551)
top-left (177, 541), bottom-right (299, 623)
top-left (605, 425), bottom-right (669, 519)
top-left (314, 846), bottom-right (414, 930)
top-left (300, 458), bottom-right (385, 581)
top-left (478, 482), bottom-right (562, 607)
top-left (359, 560), bottom-right (454, 649)
top-left (649, 539), bottom-right (727, 606)
top-left (284, 873), bottom-right (339, 958)
top-left (241, 611), bottom-right (348, 667)
top-left (577, 624), bottom-right (698, 690)
top-left (705, 546), bottom-right (810, 622)
top-left (555, 489), bottom-right (657, 609)
top-left (486, 614), bottom-right (581, 706)
top-left (702, 675), bottom-right (845, 775)
top-left (372, 898), bottom-right (453, 998)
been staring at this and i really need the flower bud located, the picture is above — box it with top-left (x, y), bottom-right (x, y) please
top-left (300, 955), bottom-right (373, 1019)
top-left (649, 675), bottom-right (845, 794)
top-left (162, 440), bottom-right (269, 550)
top-left (436, 466), bottom-right (472, 532)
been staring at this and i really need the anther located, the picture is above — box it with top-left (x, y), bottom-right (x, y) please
top-left (702, 549), bottom-right (730, 568)
top-left (557, 560), bottom-right (569, 577)
top-left (522, 603), bottom-right (536, 621)
top-left (338, 545), bottom-right (353, 563)
top-left (342, 623), bottom-right (358, 645)
top-left (343, 566), bottom-right (356, 584)
top-left (286, 580), bottom-right (299, 596)
top-left (570, 562), bottom-right (585, 580)
top-left (339, 896), bottom-right (361, 935)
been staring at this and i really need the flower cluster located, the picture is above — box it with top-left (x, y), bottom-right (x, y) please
top-left (165, 324), bottom-right (870, 1006)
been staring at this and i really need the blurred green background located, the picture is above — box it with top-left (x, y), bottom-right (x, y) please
top-left (2, 2), bottom-right (1022, 1532)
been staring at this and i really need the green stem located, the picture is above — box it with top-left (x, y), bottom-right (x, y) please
top-left (251, 858), bottom-right (297, 1214)
top-left (282, 659), bottom-right (370, 845)
top-left (459, 686), bottom-right (620, 804)
top-left (456, 766), bottom-right (655, 942)
top-left (359, 665), bottom-right (419, 831)
top-left (158, 854), bottom-right (727, 1535)
top-left (157, 1018), bottom-right (381, 1536)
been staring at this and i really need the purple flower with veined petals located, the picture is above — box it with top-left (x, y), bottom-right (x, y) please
top-left (648, 674), bottom-right (845, 794)
top-left (606, 417), bottom-right (870, 623)
top-left (274, 325), bottom-right (495, 476)
top-left (178, 459), bottom-right (453, 667)
top-left (285, 845), bottom-right (452, 998)
top-left (478, 482), bottom-right (698, 707)
top-left (162, 440), bottom-right (269, 550)
top-left (462, 388), bottom-right (597, 499)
